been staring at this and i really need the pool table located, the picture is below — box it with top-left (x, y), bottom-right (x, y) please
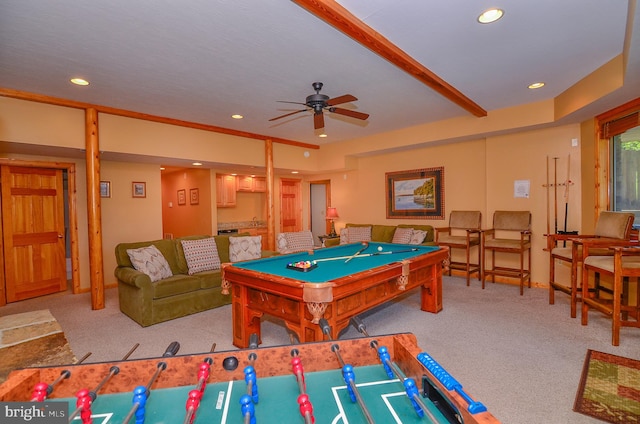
top-left (222, 242), bottom-right (448, 348)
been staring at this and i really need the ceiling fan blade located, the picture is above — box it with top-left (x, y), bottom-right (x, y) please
top-left (326, 94), bottom-right (357, 106)
top-left (276, 100), bottom-right (307, 105)
top-left (269, 109), bottom-right (308, 121)
top-left (314, 112), bottom-right (325, 130)
top-left (329, 107), bottom-right (369, 120)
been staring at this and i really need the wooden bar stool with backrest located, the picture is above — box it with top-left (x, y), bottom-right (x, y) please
top-left (481, 211), bottom-right (532, 295)
top-left (582, 247), bottom-right (640, 346)
top-left (547, 211), bottom-right (635, 318)
top-left (435, 211), bottom-right (482, 286)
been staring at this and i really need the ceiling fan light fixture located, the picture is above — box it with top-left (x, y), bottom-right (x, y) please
top-left (477, 8), bottom-right (504, 24)
top-left (528, 82), bottom-right (545, 89)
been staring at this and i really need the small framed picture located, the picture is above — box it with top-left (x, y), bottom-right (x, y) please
top-left (177, 189), bottom-right (186, 205)
top-left (100, 181), bottom-right (111, 198)
top-left (190, 188), bottom-right (199, 205)
top-left (132, 182), bottom-right (146, 198)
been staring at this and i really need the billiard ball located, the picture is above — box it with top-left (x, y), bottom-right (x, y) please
top-left (377, 246), bottom-right (383, 252)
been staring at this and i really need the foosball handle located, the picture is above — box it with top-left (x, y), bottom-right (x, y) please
top-left (163, 341), bottom-right (180, 357)
top-left (319, 318), bottom-right (331, 336)
top-left (417, 352), bottom-right (487, 414)
top-left (249, 333), bottom-right (259, 349)
top-left (351, 316), bottom-right (369, 337)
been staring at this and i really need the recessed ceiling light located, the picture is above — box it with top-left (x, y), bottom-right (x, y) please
top-left (318, 134), bottom-right (328, 138)
top-left (70, 77), bottom-right (89, 86)
top-left (160, 167), bottom-right (165, 170)
top-left (478, 8), bottom-right (504, 24)
top-left (291, 171), bottom-right (299, 174)
top-left (528, 82), bottom-right (545, 89)
top-left (231, 114), bottom-right (243, 119)
top-left (192, 162), bottom-right (203, 166)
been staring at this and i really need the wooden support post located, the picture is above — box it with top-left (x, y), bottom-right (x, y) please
top-left (85, 108), bottom-right (105, 310)
top-left (265, 139), bottom-right (275, 251)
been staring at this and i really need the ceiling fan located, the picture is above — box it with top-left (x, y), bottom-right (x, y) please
top-left (269, 82), bottom-right (369, 130)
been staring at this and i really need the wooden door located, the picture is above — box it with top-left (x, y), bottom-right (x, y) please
top-left (1, 166), bottom-right (67, 302)
top-left (280, 178), bottom-right (302, 232)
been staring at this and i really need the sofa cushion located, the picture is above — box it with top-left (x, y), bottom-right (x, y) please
top-left (392, 227), bottom-right (414, 244)
top-left (192, 270), bottom-right (223, 289)
top-left (181, 237), bottom-right (221, 274)
top-left (229, 236), bottom-right (262, 262)
top-left (347, 226), bottom-right (372, 243)
top-left (409, 230), bottom-right (427, 244)
top-left (152, 274), bottom-right (202, 299)
top-left (126, 245), bottom-right (173, 282)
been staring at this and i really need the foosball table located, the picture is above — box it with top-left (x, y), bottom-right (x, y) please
top-left (0, 332), bottom-right (500, 423)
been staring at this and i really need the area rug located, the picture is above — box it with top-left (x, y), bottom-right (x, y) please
top-left (0, 309), bottom-right (76, 384)
top-left (574, 349), bottom-right (640, 423)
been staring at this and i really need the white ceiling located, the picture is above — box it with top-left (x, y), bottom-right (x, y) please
top-left (1, 1), bottom-right (639, 149)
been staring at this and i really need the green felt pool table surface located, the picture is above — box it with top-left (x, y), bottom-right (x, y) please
top-left (232, 242), bottom-right (441, 283)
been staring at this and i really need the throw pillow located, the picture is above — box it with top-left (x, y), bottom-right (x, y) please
top-left (347, 226), bottom-right (372, 243)
top-left (126, 245), bottom-right (173, 282)
top-left (276, 233), bottom-right (288, 253)
top-left (392, 227), bottom-right (413, 244)
top-left (409, 230), bottom-right (427, 245)
top-left (339, 228), bottom-right (349, 245)
top-left (181, 237), bottom-right (221, 275)
top-left (229, 236), bottom-right (262, 262)
top-left (284, 230), bottom-right (314, 252)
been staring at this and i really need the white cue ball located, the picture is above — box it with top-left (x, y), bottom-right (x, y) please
top-left (377, 246), bottom-right (383, 251)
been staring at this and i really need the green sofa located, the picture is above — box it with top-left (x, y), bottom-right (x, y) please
top-left (324, 223), bottom-right (436, 247)
top-left (114, 234), bottom-right (276, 327)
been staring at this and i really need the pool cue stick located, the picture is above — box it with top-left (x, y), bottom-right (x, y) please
top-left (351, 316), bottom-right (439, 422)
top-left (545, 156), bottom-right (550, 236)
top-left (31, 352), bottom-right (92, 401)
top-left (319, 319), bottom-right (376, 424)
top-left (344, 242), bottom-right (369, 263)
top-left (562, 154), bottom-right (571, 246)
top-left (314, 248), bottom-right (419, 263)
top-left (553, 156), bottom-right (559, 234)
top-left (122, 342), bottom-right (181, 424)
top-left (68, 343), bottom-right (139, 422)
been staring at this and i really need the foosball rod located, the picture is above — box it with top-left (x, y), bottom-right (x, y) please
top-left (182, 357), bottom-right (213, 424)
top-left (122, 341), bottom-right (181, 424)
top-left (30, 352), bottom-right (93, 402)
top-left (318, 319), bottom-right (375, 424)
top-left (68, 343), bottom-right (140, 422)
top-left (351, 316), bottom-right (439, 423)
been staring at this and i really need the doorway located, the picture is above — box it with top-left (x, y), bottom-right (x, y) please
top-left (0, 159), bottom-right (79, 306)
top-left (310, 180), bottom-right (331, 246)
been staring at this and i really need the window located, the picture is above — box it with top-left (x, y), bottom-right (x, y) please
top-left (610, 125), bottom-right (640, 224)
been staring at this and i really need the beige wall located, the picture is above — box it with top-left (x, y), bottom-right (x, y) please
top-left (0, 95), bottom-right (591, 293)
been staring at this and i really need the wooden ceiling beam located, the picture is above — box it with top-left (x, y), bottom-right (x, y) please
top-left (292, 0), bottom-right (487, 118)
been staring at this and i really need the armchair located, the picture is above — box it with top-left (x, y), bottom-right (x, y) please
top-left (435, 211), bottom-right (482, 286)
top-left (547, 211), bottom-right (635, 318)
top-left (481, 211), bottom-right (531, 295)
top-left (581, 247), bottom-right (640, 346)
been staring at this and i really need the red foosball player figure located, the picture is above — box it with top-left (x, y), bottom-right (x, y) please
top-left (297, 393), bottom-right (315, 424)
top-left (76, 388), bottom-right (93, 424)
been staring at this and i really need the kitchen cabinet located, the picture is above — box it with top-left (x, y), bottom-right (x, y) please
top-left (216, 174), bottom-right (236, 207)
top-left (237, 176), bottom-right (266, 192)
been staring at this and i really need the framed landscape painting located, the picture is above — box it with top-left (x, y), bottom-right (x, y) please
top-left (385, 167), bottom-right (445, 219)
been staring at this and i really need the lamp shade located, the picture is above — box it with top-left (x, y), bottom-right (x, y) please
top-left (326, 207), bottom-right (339, 219)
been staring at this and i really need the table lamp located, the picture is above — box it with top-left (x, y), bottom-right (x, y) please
top-left (326, 207), bottom-right (339, 237)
